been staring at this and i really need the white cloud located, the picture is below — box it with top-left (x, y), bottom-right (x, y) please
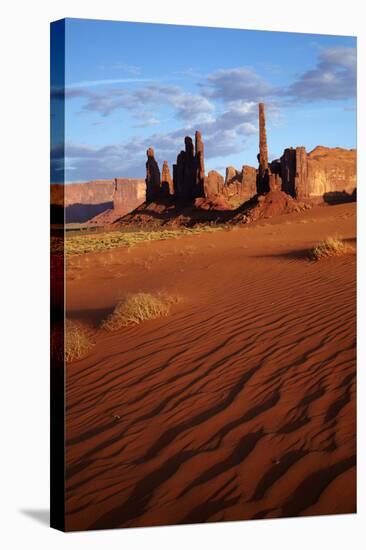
top-left (201, 67), bottom-right (274, 102)
top-left (283, 46), bottom-right (356, 101)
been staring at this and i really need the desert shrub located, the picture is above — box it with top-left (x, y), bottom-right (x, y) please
top-left (101, 292), bottom-right (179, 331)
top-left (65, 320), bottom-right (94, 362)
top-left (310, 237), bottom-right (350, 260)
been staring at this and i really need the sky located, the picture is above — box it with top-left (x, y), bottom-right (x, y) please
top-left (51, 18), bottom-right (356, 183)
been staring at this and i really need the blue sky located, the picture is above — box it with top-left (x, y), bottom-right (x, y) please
top-left (51, 18), bottom-right (356, 183)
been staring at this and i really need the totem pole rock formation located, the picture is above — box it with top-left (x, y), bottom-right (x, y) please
top-left (259, 103), bottom-right (269, 171)
top-left (161, 160), bottom-right (174, 197)
top-left (143, 103), bottom-right (356, 211)
top-left (145, 147), bottom-right (161, 202)
top-left (257, 102), bottom-right (270, 194)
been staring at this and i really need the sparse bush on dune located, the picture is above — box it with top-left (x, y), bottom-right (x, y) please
top-left (65, 320), bottom-right (94, 362)
top-left (101, 292), bottom-right (179, 331)
top-left (310, 237), bottom-right (352, 261)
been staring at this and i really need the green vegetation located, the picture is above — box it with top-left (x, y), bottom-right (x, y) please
top-left (65, 320), bottom-right (94, 362)
top-left (57, 226), bottom-right (223, 255)
top-left (101, 292), bottom-right (179, 331)
top-left (310, 237), bottom-right (351, 260)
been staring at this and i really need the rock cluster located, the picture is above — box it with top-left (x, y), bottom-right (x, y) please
top-left (172, 132), bottom-right (206, 201)
top-left (144, 101), bottom-right (356, 208)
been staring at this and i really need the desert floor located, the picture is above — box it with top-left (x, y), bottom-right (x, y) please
top-left (65, 202), bottom-right (356, 531)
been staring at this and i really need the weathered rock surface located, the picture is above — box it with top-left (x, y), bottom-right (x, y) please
top-left (146, 147), bottom-right (161, 202)
top-left (225, 166), bottom-right (240, 186)
top-left (258, 102), bottom-right (269, 172)
top-left (222, 164), bottom-right (257, 203)
top-left (161, 160), bottom-right (174, 196)
top-left (232, 190), bottom-right (311, 224)
top-left (240, 165), bottom-right (257, 198)
top-left (204, 170), bottom-right (225, 198)
top-left (271, 145), bottom-right (356, 200)
top-left (194, 195), bottom-right (231, 211)
top-left (173, 134), bottom-right (206, 201)
top-left (51, 179), bottom-right (145, 223)
top-left (257, 102), bottom-right (270, 194)
top-left (195, 131), bottom-right (205, 197)
top-left (113, 178), bottom-right (146, 212)
top-left (307, 146), bottom-right (356, 200)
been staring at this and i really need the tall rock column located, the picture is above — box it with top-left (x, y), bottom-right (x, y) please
top-left (257, 102), bottom-right (270, 194)
top-left (173, 150), bottom-right (185, 199)
top-left (183, 136), bottom-right (195, 199)
top-left (195, 131), bottom-right (205, 197)
top-left (145, 147), bottom-right (161, 202)
top-left (259, 102), bottom-right (269, 171)
top-left (161, 160), bottom-right (174, 196)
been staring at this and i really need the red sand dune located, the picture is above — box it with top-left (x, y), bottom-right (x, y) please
top-left (65, 202), bottom-right (356, 531)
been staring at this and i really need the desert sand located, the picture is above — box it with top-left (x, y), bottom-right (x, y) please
top-left (65, 201), bottom-right (356, 530)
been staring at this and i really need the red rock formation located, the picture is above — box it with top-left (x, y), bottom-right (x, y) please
top-left (173, 133), bottom-right (206, 201)
top-left (279, 148), bottom-right (296, 196)
top-left (306, 146), bottom-right (356, 201)
top-left (294, 147), bottom-right (308, 199)
top-left (194, 195), bottom-right (231, 211)
top-left (113, 178), bottom-right (146, 213)
top-left (221, 164), bottom-right (257, 203)
top-left (161, 160), bottom-right (174, 196)
top-left (146, 147), bottom-right (161, 202)
top-left (173, 151), bottom-right (185, 199)
top-left (204, 170), bottom-right (225, 198)
top-left (232, 190), bottom-right (310, 225)
top-left (241, 165), bottom-right (257, 198)
top-left (268, 173), bottom-right (282, 192)
top-left (225, 166), bottom-right (240, 186)
top-left (183, 137), bottom-right (196, 199)
top-left (195, 131), bottom-right (205, 197)
top-left (274, 145), bottom-right (356, 201)
top-left (51, 179), bottom-right (145, 223)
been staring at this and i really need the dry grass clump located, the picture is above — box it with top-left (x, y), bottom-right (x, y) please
top-left (310, 237), bottom-right (351, 261)
top-left (101, 292), bottom-right (179, 331)
top-left (65, 320), bottom-right (94, 362)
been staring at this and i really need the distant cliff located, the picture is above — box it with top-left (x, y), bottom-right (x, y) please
top-left (51, 179), bottom-right (145, 223)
